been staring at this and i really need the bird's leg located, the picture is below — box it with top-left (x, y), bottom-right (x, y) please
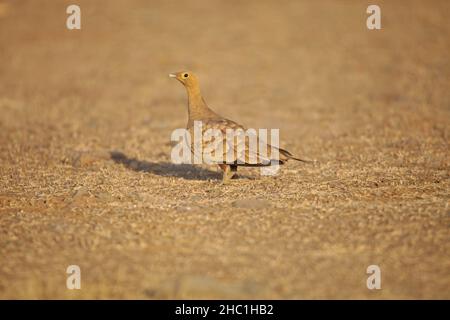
top-left (219, 164), bottom-right (235, 184)
top-left (230, 165), bottom-right (238, 179)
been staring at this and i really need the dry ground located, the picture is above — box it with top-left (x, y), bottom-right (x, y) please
top-left (0, 0), bottom-right (449, 299)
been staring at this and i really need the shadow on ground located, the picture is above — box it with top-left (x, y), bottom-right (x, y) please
top-left (110, 151), bottom-right (221, 180)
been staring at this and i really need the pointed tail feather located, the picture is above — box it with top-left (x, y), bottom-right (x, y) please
top-left (278, 148), bottom-right (313, 163)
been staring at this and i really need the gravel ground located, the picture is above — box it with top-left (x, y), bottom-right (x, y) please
top-left (0, 0), bottom-right (449, 299)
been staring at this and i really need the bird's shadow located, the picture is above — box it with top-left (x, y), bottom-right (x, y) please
top-left (110, 151), bottom-right (222, 181)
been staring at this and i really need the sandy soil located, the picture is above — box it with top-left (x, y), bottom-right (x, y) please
top-left (0, 0), bottom-right (449, 299)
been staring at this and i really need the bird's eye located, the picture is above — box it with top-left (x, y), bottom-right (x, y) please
top-left (183, 73), bottom-right (189, 78)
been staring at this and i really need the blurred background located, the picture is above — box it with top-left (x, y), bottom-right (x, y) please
top-left (0, 0), bottom-right (449, 299)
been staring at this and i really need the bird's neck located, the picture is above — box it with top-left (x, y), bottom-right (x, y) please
top-left (186, 86), bottom-right (218, 121)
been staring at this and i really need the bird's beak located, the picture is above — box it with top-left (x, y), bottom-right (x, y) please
top-left (168, 73), bottom-right (177, 78)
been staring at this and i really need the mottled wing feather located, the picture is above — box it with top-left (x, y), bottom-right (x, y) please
top-left (189, 119), bottom-right (275, 165)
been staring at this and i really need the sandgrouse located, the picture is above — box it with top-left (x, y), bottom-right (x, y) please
top-left (169, 71), bottom-right (310, 183)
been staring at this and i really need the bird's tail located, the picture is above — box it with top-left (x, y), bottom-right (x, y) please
top-left (278, 148), bottom-right (313, 163)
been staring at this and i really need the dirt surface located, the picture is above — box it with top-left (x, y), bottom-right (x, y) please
top-left (0, 0), bottom-right (449, 299)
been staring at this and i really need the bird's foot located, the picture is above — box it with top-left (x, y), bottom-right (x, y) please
top-left (221, 171), bottom-right (236, 184)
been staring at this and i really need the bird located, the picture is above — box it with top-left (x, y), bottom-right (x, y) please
top-left (169, 71), bottom-right (311, 183)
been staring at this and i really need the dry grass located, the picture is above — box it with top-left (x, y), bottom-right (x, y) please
top-left (0, 0), bottom-right (449, 299)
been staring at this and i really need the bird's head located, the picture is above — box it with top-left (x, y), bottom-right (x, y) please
top-left (169, 71), bottom-right (199, 89)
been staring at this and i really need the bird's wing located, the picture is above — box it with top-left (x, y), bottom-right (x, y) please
top-left (189, 118), bottom-right (274, 166)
